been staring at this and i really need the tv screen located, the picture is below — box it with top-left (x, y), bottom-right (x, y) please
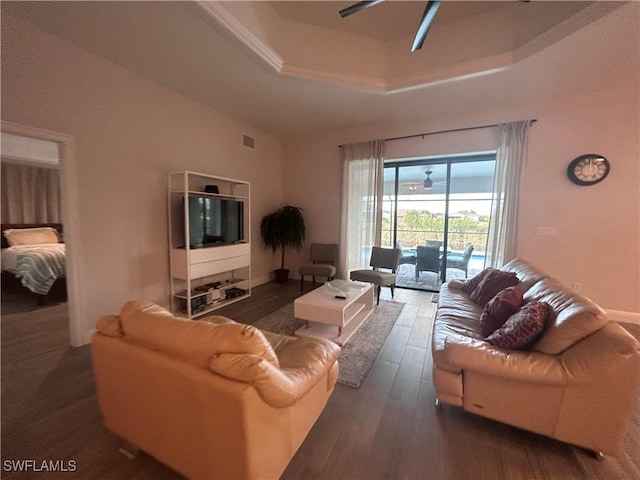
top-left (187, 196), bottom-right (244, 248)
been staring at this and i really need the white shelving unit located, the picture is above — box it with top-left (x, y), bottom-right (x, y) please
top-left (168, 171), bottom-right (251, 318)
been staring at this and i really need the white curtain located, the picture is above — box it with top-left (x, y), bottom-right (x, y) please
top-left (485, 120), bottom-right (532, 268)
top-left (1, 161), bottom-right (62, 223)
top-left (338, 140), bottom-right (385, 279)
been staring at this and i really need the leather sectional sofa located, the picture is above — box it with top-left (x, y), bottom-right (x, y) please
top-left (92, 301), bottom-right (340, 479)
top-left (432, 258), bottom-right (640, 457)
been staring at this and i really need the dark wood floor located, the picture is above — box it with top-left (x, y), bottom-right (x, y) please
top-left (1, 281), bottom-right (638, 479)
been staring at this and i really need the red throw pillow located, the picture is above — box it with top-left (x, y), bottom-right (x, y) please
top-left (461, 268), bottom-right (496, 295)
top-left (487, 301), bottom-right (550, 350)
top-left (480, 286), bottom-right (524, 337)
top-left (470, 269), bottom-right (519, 306)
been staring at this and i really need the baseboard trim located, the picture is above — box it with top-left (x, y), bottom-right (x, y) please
top-left (251, 274), bottom-right (272, 288)
top-left (81, 328), bottom-right (96, 345)
top-left (606, 310), bottom-right (640, 325)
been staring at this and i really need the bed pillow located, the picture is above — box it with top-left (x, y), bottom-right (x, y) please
top-left (487, 301), bottom-right (550, 350)
top-left (461, 268), bottom-right (496, 295)
top-left (470, 269), bottom-right (519, 306)
top-left (480, 285), bottom-right (524, 337)
top-left (3, 227), bottom-right (59, 246)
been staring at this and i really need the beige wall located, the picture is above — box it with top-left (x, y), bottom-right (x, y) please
top-left (283, 81), bottom-right (639, 314)
top-left (1, 15), bottom-right (284, 341)
top-left (2, 5), bottom-right (638, 345)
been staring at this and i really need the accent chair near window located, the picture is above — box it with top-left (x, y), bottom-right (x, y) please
top-left (350, 246), bottom-right (401, 305)
top-left (299, 243), bottom-right (338, 291)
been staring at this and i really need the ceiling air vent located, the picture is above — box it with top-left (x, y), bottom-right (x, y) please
top-left (242, 134), bottom-right (255, 150)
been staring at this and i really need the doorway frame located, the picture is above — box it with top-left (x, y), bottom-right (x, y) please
top-left (384, 152), bottom-right (496, 291)
top-left (2, 120), bottom-right (84, 346)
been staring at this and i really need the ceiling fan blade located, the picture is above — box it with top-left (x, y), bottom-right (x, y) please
top-left (339, 0), bottom-right (385, 18)
top-left (411, 0), bottom-right (441, 52)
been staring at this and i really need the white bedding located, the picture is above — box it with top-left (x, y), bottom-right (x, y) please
top-left (1, 247), bottom-right (17, 272)
top-left (1, 243), bottom-right (66, 294)
top-left (2, 244), bottom-right (64, 272)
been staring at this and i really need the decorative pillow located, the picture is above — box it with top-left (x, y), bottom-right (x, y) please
top-left (461, 268), bottom-right (496, 295)
top-left (480, 286), bottom-right (524, 337)
top-left (3, 227), bottom-right (59, 246)
top-left (487, 301), bottom-right (550, 350)
top-left (470, 269), bottom-right (519, 306)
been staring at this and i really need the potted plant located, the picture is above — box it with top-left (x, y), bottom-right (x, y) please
top-left (260, 205), bottom-right (306, 283)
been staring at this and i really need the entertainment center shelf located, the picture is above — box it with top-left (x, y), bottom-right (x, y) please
top-left (168, 171), bottom-right (251, 319)
top-left (172, 190), bottom-right (249, 200)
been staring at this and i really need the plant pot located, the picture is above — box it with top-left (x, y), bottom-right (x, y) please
top-left (273, 268), bottom-right (290, 284)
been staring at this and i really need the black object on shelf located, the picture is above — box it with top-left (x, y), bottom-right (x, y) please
top-left (225, 287), bottom-right (247, 299)
top-left (181, 296), bottom-right (206, 314)
top-left (204, 185), bottom-right (219, 194)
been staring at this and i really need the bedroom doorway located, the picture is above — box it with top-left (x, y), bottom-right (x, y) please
top-left (1, 133), bottom-right (65, 312)
top-left (1, 121), bottom-right (82, 346)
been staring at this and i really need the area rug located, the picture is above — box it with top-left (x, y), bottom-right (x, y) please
top-left (252, 300), bottom-right (405, 388)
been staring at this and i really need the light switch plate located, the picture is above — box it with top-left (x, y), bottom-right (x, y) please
top-left (535, 227), bottom-right (556, 236)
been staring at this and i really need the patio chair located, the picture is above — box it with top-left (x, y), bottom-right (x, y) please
top-left (350, 246), bottom-right (401, 305)
top-left (397, 241), bottom-right (416, 265)
top-left (415, 245), bottom-right (441, 280)
top-left (446, 243), bottom-right (474, 278)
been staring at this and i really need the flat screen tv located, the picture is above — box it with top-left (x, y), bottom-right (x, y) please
top-left (186, 196), bottom-right (244, 248)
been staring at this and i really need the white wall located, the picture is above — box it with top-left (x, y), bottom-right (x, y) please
top-left (283, 80), bottom-right (639, 314)
top-left (1, 133), bottom-right (60, 166)
top-left (1, 15), bottom-right (285, 342)
top-left (2, 5), bottom-right (638, 340)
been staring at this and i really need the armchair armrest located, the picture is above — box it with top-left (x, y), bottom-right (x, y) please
top-left (209, 337), bottom-right (340, 408)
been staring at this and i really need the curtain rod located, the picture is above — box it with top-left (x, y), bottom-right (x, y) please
top-left (339, 119), bottom-right (537, 147)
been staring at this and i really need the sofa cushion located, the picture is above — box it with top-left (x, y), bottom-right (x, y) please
top-left (500, 258), bottom-right (549, 292)
top-left (524, 278), bottom-right (609, 355)
top-left (470, 269), bottom-right (519, 306)
top-left (480, 286), bottom-right (524, 337)
top-left (487, 301), bottom-right (550, 350)
top-left (119, 301), bottom-right (280, 368)
top-left (461, 268), bottom-right (496, 295)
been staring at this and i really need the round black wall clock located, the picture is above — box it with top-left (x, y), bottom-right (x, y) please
top-left (567, 154), bottom-right (610, 186)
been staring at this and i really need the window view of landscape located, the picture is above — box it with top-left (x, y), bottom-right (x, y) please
top-left (382, 193), bottom-right (491, 252)
top-left (383, 156), bottom-right (496, 291)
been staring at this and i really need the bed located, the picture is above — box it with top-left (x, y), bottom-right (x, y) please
top-left (1, 223), bottom-right (66, 303)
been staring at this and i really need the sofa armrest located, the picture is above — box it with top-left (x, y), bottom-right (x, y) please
top-left (209, 337), bottom-right (340, 408)
top-left (560, 322), bottom-right (640, 383)
top-left (434, 323), bottom-right (640, 388)
top-left (434, 336), bottom-right (567, 386)
top-left (447, 279), bottom-right (465, 289)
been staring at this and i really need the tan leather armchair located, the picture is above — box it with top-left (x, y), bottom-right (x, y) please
top-left (91, 301), bottom-right (340, 479)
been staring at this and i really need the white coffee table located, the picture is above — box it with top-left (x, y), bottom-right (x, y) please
top-left (294, 280), bottom-right (374, 345)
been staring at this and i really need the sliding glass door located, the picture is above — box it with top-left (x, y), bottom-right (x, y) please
top-left (383, 153), bottom-right (496, 291)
